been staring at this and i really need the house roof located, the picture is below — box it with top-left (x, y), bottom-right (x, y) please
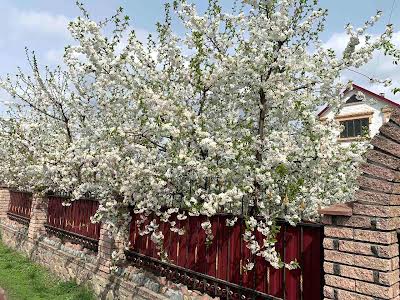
top-left (317, 84), bottom-right (400, 117)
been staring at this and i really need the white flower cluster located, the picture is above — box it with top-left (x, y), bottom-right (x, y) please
top-left (0, 0), bottom-right (391, 268)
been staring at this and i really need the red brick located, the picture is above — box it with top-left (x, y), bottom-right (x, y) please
top-left (371, 135), bottom-right (400, 158)
top-left (390, 109), bottom-right (400, 126)
top-left (325, 250), bottom-right (354, 265)
top-left (380, 120), bottom-right (400, 142)
top-left (325, 274), bottom-right (355, 291)
top-left (355, 281), bottom-right (399, 298)
top-left (323, 238), bottom-right (336, 250)
top-left (323, 262), bottom-right (334, 274)
top-left (325, 226), bottom-right (354, 239)
top-left (378, 269), bottom-right (400, 286)
top-left (338, 240), bottom-right (374, 256)
top-left (357, 176), bottom-right (400, 194)
top-left (360, 162), bottom-right (400, 182)
top-left (376, 217), bottom-right (400, 230)
top-left (354, 229), bottom-right (397, 244)
top-left (339, 265), bottom-right (374, 281)
top-left (27, 194), bottom-right (48, 240)
top-left (353, 255), bottom-right (395, 271)
top-left (376, 243), bottom-right (399, 258)
top-left (365, 150), bottom-right (400, 173)
top-left (334, 215), bottom-right (371, 228)
top-left (322, 215), bottom-right (332, 224)
top-left (354, 190), bottom-right (400, 205)
top-left (335, 289), bottom-right (374, 300)
top-left (353, 203), bottom-right (400, 217)
top-left (323, 286), bottom-right (334, 298)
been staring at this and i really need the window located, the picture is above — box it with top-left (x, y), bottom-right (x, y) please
top-left (345, 94), bottom-right (362, 104)
top-left (340, 118), bottom-right (369, 139)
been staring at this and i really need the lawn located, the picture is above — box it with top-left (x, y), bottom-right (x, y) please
top-left (0, 238), bottom-right (95, 300)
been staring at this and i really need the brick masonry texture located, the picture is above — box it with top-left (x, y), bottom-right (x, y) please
top-left (0, 189), bottom-right (10, 221)
top-left (0, 223), bottom-right (216, 300)
top-left (321, 109), bottom-right (400, 300)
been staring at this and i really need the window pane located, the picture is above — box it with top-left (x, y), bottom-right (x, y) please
top-left (340, 121), bottom-right (347, 138)
top-left (354, 119), bottom-right (361, 136)
top-left (361, 118), bottom-right (369, 135)
top-left (348, 120), bottom-right (355, 137)
top-left (339, 118), bottom-right (369, 139)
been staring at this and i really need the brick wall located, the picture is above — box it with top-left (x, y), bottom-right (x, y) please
top-left (27, 193), bottom-right (48, 240)
top-left (0, 192), bottom-right (216, 300)
top-left (0, 188), bottom-right (11, 223)
top-left (320, 109), bottom-right (400, 300)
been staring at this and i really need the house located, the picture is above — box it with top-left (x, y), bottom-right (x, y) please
top-left (318, 84), bottom-right (400, 142)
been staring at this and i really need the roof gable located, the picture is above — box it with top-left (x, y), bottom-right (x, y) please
top-left (318, 84), bottom-right (400, 117)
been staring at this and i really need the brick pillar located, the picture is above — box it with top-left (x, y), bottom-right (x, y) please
top-left (320, 109), bottom-right (400, 300)
top-left (98, 224), bottom-right (127, 273)
top-left (27, 193), bottom-right (48, 240)
top-left (0, 188), bottom-right (11, 223)
top-left (98, 224), bottom-right (114, 273)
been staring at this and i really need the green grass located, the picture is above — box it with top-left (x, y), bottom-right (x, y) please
top-left (0, 239), bottom-right (95, 300)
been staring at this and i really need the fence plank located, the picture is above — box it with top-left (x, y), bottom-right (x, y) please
top-left (169, 214), bottom-right (179, 264)
top-left (268, 227), bottom-right (284, 298)
top-left (241, 225), bottom-right (254, 289)
top-left (186, 216), bottom-right (198, 270)
top-left (129, 212), bottom-right (138, 251)
top-left (196, 216), bottom-right (207, 274)
top-left (228, 220), bottom-right (241, 285)
top-left (302, 226), bottom-right (323, 300)
top-left (255, 229), bottom-right (267, 294)
top-left (217, 215), bottom-right (229, 281)
top-left (285, 226), bottom-right (301, 300)
top-left (177, 218), bottom-right (188, 267)
top-left (205, 216), bottom-right (218, 277)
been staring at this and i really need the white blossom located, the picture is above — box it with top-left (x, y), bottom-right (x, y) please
top-left (0, 0), bottom-right (391, 269)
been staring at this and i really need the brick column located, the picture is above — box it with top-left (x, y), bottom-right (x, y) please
top-left (0, 188), bottom-right (11, 223)
top-left (98, 224), bottom-right (127, 273)
top-left (27, 193), bottom-right (48, 240)
top-left (320, 109), bottom-right (400, 300)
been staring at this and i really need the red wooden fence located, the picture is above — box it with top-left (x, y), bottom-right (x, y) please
top-left (8, 190), bottom-right (32, 219)
top-left (128, 213), bottom-right (323, 300)
top-left (46, 195), bottom-right (101, 241)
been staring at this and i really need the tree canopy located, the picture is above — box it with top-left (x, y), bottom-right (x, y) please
top-left (0, 0), bottom-right (393, 269)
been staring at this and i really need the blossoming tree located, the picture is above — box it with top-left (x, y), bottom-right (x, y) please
top-left (0, 0), bottom-right (394, 269)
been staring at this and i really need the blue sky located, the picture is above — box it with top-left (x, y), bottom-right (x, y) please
top-left (1, 0), bottom-right (400, 103)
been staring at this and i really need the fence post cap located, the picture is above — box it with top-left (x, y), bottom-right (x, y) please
top-left (318, 202), bottom-right (353, 216)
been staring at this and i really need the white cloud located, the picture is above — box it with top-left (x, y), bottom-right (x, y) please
top-left (14, 10), bottom-right (70, 38)
top-left (0, 4), bottom-right (72, 70)
top-left (323, 31), bottom-right (400, 102)
top-left (323, 32), bottom-right (349, 54)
